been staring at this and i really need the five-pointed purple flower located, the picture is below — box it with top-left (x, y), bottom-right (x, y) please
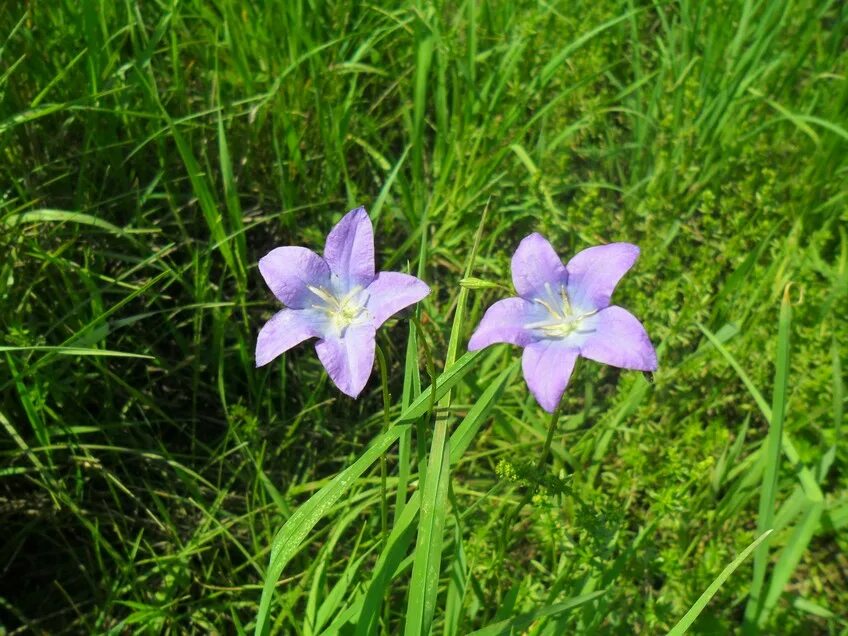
top-left (468, 233), bottom-right (657, 412)
top-left (256, 207), bottom-right (430, 398)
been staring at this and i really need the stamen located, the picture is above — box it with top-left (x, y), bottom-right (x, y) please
top-left (544, 282), bottom-right (557, 311)
top-left (340, 285), bottom-right (363, 305)
top-left (308, 283), bottom-right (366, 335)
top-left (307, 285), bottom-right (338, 307)
top-left (533, 297), bottom-right (559, 316)
top-left (560, 287), bottom-right (571, 315)
top-left (526, 285), bottom-right (596, 340)
top-left (524, 319), bottom-right (563, 330)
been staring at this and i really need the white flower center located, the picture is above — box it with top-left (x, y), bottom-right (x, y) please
top-left (524, 282), bottom-right (596, 339)
top-left (308, 284), bottom-right (368, 335)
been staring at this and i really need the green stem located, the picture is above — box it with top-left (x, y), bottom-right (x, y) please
top-left (411, 316), bottom-right (437, 487)
top-left (376, 344), bottom-right (391, 551)
top-left (498, 401), bottom-right (563, 559)
top-left (535, 403), bottom-right (562, 474)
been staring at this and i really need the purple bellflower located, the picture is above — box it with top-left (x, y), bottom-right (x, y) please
top-left (468, 233), bottom-right (657, 412)
top-left (256, 207), bottom-right (430, 398)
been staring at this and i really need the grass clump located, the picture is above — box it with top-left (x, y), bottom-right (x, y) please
top-left (1, 0), bottom-right (846, 633)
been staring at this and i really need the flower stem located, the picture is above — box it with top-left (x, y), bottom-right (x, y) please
top-left (535, 402), bottom-right (562, 474)
top-left (497, 401), bottom-right (563, 559)
top-left (375, 344), bottom-right (391, 551)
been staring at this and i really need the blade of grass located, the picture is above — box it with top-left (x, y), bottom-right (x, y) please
top-left (0, 346), bottom-right (154, 359)
top-left (760, 500), bottom-right (823, 623)
top-left (668, 530), bottom-right (774, 636)
top-left (400, 350), bottom-right (480, 422)
top-left (396, 323), bottom-right (420, 523)
top-left (443, 511), bottom-right (468, 636)
top-left (254, 347), bottom-right (485, 635)
top-left (403, 414), bottom-right (450, 636)
top-left (404, 202), bottom-right (489, 636)
top-left (354, 359), bottom-right (513, 635)
top-left (743, 285), bottom-right (793, 628)
top-left (217, 110), bottom-right (247, 284)
top-left (465, 591), bottom-right (606, 636)
top-left (254, 425), bottom-right (409, 636)
top-left (2, 209), bottom-right (132, 238)
top-left (697, 323), bottom-right (822, 501)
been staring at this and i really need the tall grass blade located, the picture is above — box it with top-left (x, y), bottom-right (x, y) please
top-left (355, 361), bottom-right (512, 633)
top-left (668, 530), bottom-right (773, 636)
top-left (254, 425), bottom-right (408, 636)
top-left (466, 591), bottom-right (606, 636)
top-left (743, 285), bottom-right (793, 628)
top-left (403, 419), bottom-right (450, 636)
top-left (404, 203), bottom-right (489, 636)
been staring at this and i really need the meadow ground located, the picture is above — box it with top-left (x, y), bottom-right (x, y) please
top-left (1, 1), bottom-right (846, 634)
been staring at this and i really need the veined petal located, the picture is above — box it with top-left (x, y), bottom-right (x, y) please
top-left (315, 323), bottom-right (377, 398)
top-left (521, 340), bottom-right (579, 413)
top-left (565, 242), bottom-right (639, 311)
top-left (468, 297), bottom-right (539, 351)
top-left (259, 246), bottom-right (330, 309)
top-left (578, 305), bottom-right (657, 371)
top-left (255, 309), bottom-right (320, 367)
top-left (365, 272), bottom-right (429, 328)
top-left (324, 207), bottom-right (375, 290)
top-left (511, 233), bottom-right (568, 300)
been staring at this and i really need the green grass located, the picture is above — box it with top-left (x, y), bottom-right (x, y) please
top-left (1, 0), bottom-right (847, 633)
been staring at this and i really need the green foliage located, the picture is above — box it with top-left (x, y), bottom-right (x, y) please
top-left (1, 0), bottom-right (846, 634)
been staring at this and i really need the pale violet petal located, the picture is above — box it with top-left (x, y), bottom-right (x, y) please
top-left (511, 233), bottom-right (568, 300)
top-left (324, 207), bottom-right (375, 290)
top-left (468, 297), bottom-right (540, 350)
top-left (259, 246), bottom-right (330, 309)
top-left (315, 323), bottom-right (376, 398)
top-left (565, 243), bottom-right (639, 311)
top-left (364, 272), bottom-right (429, 328)
top-left (521, 340), bottom-right (579, 413)
top-left (578, 305), bottom-right (657, 371)
top-left (255, 309), bottom-right (320, 367)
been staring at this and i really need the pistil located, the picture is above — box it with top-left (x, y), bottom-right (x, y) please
top-left (308, 284), bottom-right (367, 333)
top-left (525, 283), bottom-right (595, 339)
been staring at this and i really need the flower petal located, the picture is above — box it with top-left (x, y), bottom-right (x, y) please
top-left (468, 297), bottom-right (539, 351)
top-left (364, 272), bottom-right (430, 328)
top-left (521, 340), bottom-right (579, 413)
top-left (255, 309), bottom-right (320, 367)
top-left (259, 246), bottom-right (330, 309)
top-left (511, 233), bottom-right (568, 300)
top-left (324, 207), bottom-right (375, 290)
top-left (315, 323), bottom-right (377, 398)
top-left (578, 305), bottom-right (657, 371)
top-left (565, 243), bottom-right (639, 311)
